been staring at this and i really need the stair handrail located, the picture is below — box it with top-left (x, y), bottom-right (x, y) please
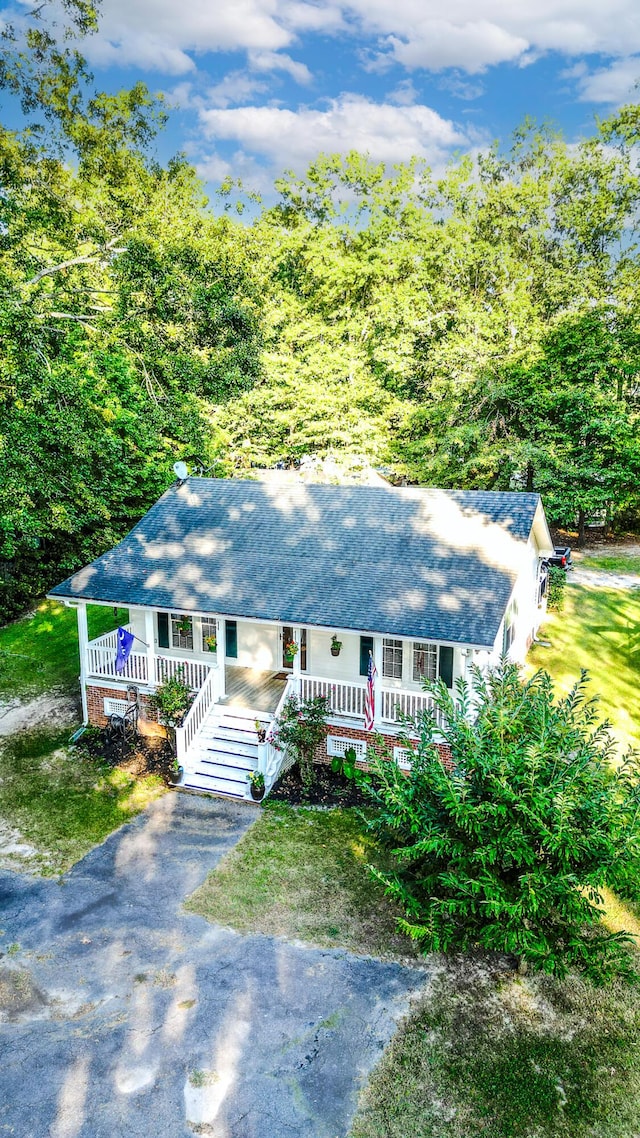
top-left (260, 676), bottom-right (296, 793)
top-left (174, 666), bottom-right (219, 762)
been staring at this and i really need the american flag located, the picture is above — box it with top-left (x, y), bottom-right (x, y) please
top-left (364, 651), bottom-right (377, 731)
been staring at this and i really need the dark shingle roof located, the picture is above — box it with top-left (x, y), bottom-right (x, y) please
top-left (50, 479), bottom-right (544, 648)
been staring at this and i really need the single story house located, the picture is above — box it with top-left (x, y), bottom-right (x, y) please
top-left (50, 477), bottom-right (553, 799)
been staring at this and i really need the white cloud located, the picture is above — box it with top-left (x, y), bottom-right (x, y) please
top-left (206, 71), bottom-right (271, 110)
top-left (248, 49), bottom-right (312, 83)
top-left (438, 72), bottom-right (485, 100)
top-left (84, 0), bottom-right (294, 74)
top-left (14, 0), bottom-right (640, 104)
top-left (73, 0), bottom-right (640, 79)
top-left (573, 57), bottom-right (640, 103)
top-left (199, 93), bottom-right (470, 172)
top-left (387, 21), bottom-right (527, 74)
top-left (388, 79), bottom-right (419, 106)
top-left (343, 0), bottom-right (640, 73)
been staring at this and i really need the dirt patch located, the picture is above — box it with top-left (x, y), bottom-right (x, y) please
top-left (579, 541), bottom-right (640, 559)
top-left (269, 763), bottom-right (370, 807)
top-left (571, 568), bottom-right (640, 589)
top-left (0, 967), bottom-right (47, 1023)
top-left (0, 692), bottom-right (79, 737)
top-left (0, 821), bottom-right (41, 871)
top-left (82, 727), bottom-right (177, 784)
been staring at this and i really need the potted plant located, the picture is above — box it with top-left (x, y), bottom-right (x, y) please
top-left (147, 668), bottom-right (193, 769)
top-left (168, 757), bottom-right (184, 786)
top-left (330, 634), bottom-right (343, 657)
top-left (254, 719), bottom-right (267, 743)
top-left (248, 770), bottom-right (265, 801)
top-left (177, 615), bottom-right (191, 635)
top-left (284, 638), bottom-right (298, 661)
top-left (204, 634), bottom-right (217, 652)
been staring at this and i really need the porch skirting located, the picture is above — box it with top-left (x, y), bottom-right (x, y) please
top-left (314, 722), bottom-right (453, 770)
top-left (86, 682), bottom-right (164, 737)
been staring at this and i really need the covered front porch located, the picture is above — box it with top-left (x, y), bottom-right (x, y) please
top-left (79, 604), bottom-right (460, 734)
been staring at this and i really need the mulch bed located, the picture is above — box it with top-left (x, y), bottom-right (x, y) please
top-left (269, 762), bottom-right (370, 807)
top-left (81, 727), bottom-right (177, 784)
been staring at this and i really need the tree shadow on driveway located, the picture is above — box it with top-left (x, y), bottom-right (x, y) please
top-left (0, 794), bottom-right (427, 1138)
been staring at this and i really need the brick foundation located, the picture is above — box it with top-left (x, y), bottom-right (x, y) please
top-left (315, 722), bottom-right (452, 770)
top-left (86, 683), bottom-right (165, 738)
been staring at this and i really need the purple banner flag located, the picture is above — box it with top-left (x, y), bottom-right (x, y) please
top-left (115, 627), bottom-right (135, 674)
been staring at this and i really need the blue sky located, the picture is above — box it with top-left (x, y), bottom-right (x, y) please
top-left (3, 0), bottom-right (640, 197)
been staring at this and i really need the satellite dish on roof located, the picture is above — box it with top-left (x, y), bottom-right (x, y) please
top-left (173, 461), bottom-right (188, 482)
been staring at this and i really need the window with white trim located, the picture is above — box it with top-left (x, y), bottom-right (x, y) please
top-left (412, 641), bottom-right (437, 682)
top-left (502, 601), bottom-right (518, 654)
top-left (171, 613), bottom-right (193, 650)
top-left (383, 638), bottom-right (403, 679)
top-left (201, 617), bottom-right (217, 652)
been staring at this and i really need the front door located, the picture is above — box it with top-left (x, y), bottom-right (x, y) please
top-left (282, 626), bottom-right (307, 670)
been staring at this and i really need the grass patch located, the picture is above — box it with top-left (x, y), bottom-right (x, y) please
top-left (528, 583), bottom-right (640, 752)
top-left (580, 554), bottom-right (640, 574)
top-left (351, 957), bottom-right (640, 1138)
top-left (0, 727), bottom-right (164, 874)
top-left (0, 599), bottom-right (128, 700)
top-left (185, 803), bottom-right (418, 961)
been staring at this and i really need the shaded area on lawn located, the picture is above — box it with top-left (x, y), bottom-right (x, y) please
top-left (0, 599), bottom-right (128, 700)
top-left (529, 583), bottom-right (640, 752)
top-left (351, 956), bottom-right (640, 1138)
top-left (0, 727), bottom-right (164, 874)
top-left (185, 803), bottom-right (420, 962)
top-left (580, 554), bottom-right (640, 575)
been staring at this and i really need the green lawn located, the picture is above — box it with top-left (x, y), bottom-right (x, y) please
top-left (187, 797), bottom-right (640, 1138)
top-left (528, 582), bottom-right (640, 752)
top-left (351, 958), bottom-right (640, 1138)
top-left (185, 803), bottom-right (419, 961)
top-left (0, 599), bottom-right (128, 700)
top-left (0, 599), bottom-right (158, 874)
top-left (580, 554), bottom-right (640, 574)
top-left (0, 727), bottom-right (164, 874)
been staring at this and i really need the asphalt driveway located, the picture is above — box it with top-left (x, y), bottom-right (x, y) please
top-left (0, 794), bottom-right (425, 1138)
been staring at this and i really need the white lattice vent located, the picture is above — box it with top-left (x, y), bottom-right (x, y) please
top-left (104, 698), bottom-right (129, 717)
top-left (394, 746), bottom-right (415, 770)
top-left (327, 735), bottom-right (367, 759)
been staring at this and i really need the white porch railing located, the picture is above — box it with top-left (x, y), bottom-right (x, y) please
top-left (89, 625), bottom-right (133, 650)
top-left (298, 675), bottom-right (367, 718)
top-left (174, 667), bottom-right (219, 762)
top-left (85, 626), bottom-right (212, 692)
top-left (260, 676), bottom-right (296, 794)
top-left (381, 689), bottom-right (447, 730)
top-left (155, 654), bottom-right (212, 691)
top-left (86, 624), bottom-right (150, 684)
top-left (297, 673), bottom-right (447, 731)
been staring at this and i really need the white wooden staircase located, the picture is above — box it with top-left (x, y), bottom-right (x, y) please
top-left (182, 706), bottom-right (261, 799)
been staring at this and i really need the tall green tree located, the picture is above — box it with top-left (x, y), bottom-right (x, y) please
top-left (0, 0), bottom-right (264, 616)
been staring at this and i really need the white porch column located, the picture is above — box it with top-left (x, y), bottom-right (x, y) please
top-left (373, 635), bottom-right (383, 730)
top-left (217, 617), bottom-right (226, 698)
top-left (144, 609), bottom-right (155, 689)
top-left (76, 602), bottom-right (89, 725)
top-left (292, 626), bottom-right (302, 696)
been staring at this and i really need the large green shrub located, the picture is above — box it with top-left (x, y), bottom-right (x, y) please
top-left (147, 669), bottom-right (193, 728)
top-left (363, 661), bottom-right (640, 980)
top-left (547, 565), bottom-right (567, 611)
top-left (271, 693), bottom-right (330, 794)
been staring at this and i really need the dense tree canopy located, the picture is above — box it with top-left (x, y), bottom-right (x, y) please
top-left (1, 1), bottom-right (640, 617)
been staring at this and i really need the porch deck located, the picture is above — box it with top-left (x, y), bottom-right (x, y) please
top-left (220, 667), bottom-right (288, 715)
